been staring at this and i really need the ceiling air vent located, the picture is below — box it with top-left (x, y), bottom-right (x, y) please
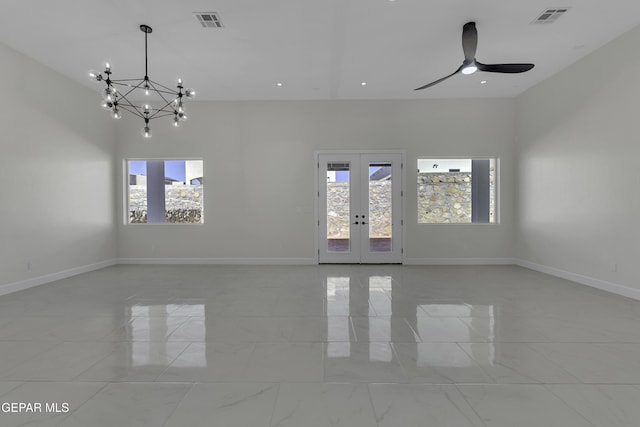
top-left (533, 8), bottom-right (569, 24)
top-left (194, 12), bottom-right (223, 28)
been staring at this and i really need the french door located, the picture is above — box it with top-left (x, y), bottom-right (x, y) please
top-left (318, 152), bottom-right (403, 263)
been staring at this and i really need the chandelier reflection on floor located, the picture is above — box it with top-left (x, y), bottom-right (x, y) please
top-left (89, 25), bottom-right (195, 138)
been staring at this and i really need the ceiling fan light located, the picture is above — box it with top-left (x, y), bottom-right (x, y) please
top-left (462, 64), bottom-right (478, 75)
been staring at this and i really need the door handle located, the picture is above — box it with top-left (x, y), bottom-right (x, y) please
top-left (352, 221), bottom-right (359, 225)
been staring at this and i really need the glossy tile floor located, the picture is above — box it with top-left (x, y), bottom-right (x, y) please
top-left (1, 265), bottom-right (640, 426)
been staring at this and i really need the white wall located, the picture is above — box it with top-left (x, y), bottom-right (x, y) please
top-left (0, 42), bottom-right (117, 292)
top-left (116, 98), bottom-right (516, 262)
top-left (515, 25), bottom-right (640, 293)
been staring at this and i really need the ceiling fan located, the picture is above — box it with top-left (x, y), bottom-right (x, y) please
top-left (414, 21), bottom-right (534, 90)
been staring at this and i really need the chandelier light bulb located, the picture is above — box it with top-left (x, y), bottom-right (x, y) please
top-left (177, 112), bottom-right (188, 121)
top-left (173, 116), bottom-right (180, 127)
top-left (101, 100), bottom-right (114, 110)
top-left (112, 108), bottom-right (121, 119)
top-left (102, 87), bottom-right (117, 102)
top-left (105, 63), bottom-right (111, 72)
top-left (88, 70), bottom-right (102, 81)
top-left (141, 125), bottom-right (152, 138)
top-left (185, 89), bottom-right (195, 98)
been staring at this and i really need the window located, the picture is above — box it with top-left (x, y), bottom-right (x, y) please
top-left (127, 159), bottom-right (203, 224)
top-left (417, 158), bottom-right (497, 224)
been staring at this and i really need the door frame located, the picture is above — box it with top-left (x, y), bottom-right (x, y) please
top-left (314, 150), bottom-right (406, 264)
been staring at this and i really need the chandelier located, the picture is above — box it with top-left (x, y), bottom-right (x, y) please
top-left (89, 25), bottom-right (195, 138)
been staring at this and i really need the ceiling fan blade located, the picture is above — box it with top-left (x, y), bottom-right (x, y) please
top-left (462, 22), bottom-right (478, 62)
top-left (414, 65), bottom-right (463, 91)
top-left (476, 62), bottom-right (534, 73)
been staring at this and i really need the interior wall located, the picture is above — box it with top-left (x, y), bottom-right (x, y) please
top-left (515, 25), bottom-right (640, 292)
top-left (116, 98), bottom-right (516, 262)
top-left (0, 42), bottom-right (117, 290)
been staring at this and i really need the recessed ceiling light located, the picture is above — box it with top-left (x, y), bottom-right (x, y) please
top-left (361, 82), bottom-right (367, 86)
top-left (480, 80), bottom-right (487, 84)
top-left (276, 82), bottom-right (283, 87)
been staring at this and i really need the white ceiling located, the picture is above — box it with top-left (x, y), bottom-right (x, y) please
top-left (1, 0), bottom-right (639, 100)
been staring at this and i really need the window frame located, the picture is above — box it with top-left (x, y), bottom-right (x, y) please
top-left (416, 156), bottom-right (499, 225)
top-left (124, 158), bottom-right (204, 225)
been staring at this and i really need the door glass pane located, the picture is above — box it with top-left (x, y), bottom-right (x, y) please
top-left (369, 162), bottom-right (392, 252)
top-left (327, 162), bottom-right (350, 252)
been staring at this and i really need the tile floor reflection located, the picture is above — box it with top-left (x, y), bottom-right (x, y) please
top-left (0, 264), bottom-right (639, 426)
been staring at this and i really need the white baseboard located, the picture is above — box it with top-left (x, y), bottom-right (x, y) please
top-left (0, 259), bottom-right (118, 297)
top-left (404, 257), bottom-right (516, 265)
top-left (515, 259), bottom-right (640, 301)
top-left (117, 257), bottom-right (317, 265)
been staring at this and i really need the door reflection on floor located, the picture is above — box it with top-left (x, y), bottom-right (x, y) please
top-left (323, 272), bottom-right (497, 371)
